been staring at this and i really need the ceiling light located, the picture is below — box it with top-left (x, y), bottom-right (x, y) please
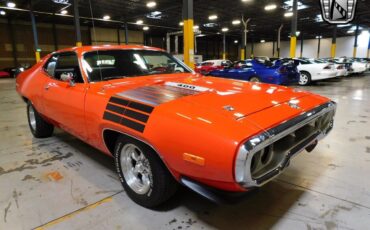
top-left (136, 20), bottom-right (144, 25)
top-left (179, 22), bottom-right (184, 26)
top-left (347, 30), bottom-right (355, 34)
top-left (193, 25), bottom-right (199, 30)
top-left (103, 15), bottom-right (111, 20)
top-left (234, 40), bottom-right (239, 44)
top-left (7, 2), bottom-right (16, 8)
top-left (260, 40), bottom-right (266, 43)
top-left (0, 10), bottom-right (6, 15)
top-left (61, 10), bottom-right (68, 15)
top-left (208, 15), bottom-right (218, 20)
top-left (143, 26), bottom-right (149, 31)
top-left (338, 24), bottom-right (351, 28)
top-left (296, 31), bottom-right (301, 36)
top-left (221, 27), bottom-right (229, 32)
top-left (232, 20), bottom-right (241, 25)
top-left (265, 4), bottom-right (277, 11)
top-left (316, 35), bottom-right (323, 39)
top-left (241, 0), bottom-right (252, 2)
top-left (197, 34), bottom-right (206, 37)
top-left (146, 1), bottom-right (156, 8)
top-left (284, 12), bottom-right (293, 17)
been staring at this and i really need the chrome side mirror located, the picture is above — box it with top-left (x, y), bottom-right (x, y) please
top-left (60, 72), bottom-right (75, 87)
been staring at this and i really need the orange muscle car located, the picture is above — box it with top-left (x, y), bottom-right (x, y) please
top-left (16, 45), bottom-right (336, 207)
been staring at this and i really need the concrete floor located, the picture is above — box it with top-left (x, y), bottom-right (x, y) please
top-left (0, 74), bottom-right (370, 230)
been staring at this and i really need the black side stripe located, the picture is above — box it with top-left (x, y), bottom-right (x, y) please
top-left (109, 97), bottom-right (130, 106)
top-left (106, 103), bottom-right (150, 123)
top-left (120, 117), bottom-right (145, 133)
top-left (103, 112), bottom-right (121, 124)
top-left (110, 96), bottom-right (154, 114)
top-left (103, 111), bottom-right (146, 133)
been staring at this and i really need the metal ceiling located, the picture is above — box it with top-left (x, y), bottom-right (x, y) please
top-left (1, 0), bottom-right (370, 41)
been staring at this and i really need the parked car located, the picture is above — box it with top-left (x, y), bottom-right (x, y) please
top-left (292, 58), bottom-right (337, 86)
top-left (333, 58), bottom-right (354, 75)
top-left (0, 71), bottom-right (10, 78)
top-left (348, 58), bottom-right (367, 74)
top-left (3, 65), bottom-right (29, 78)
top-left (16, 45), bottom-right (336, 207)
top-left (314, 58), bottom-right (348, 77)
top-left (210, 59), bottom-right (300, 85)
top-left (195, 59), bottom-right (233, 75)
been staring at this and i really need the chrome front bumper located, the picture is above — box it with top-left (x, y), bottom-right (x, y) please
top-left (235, 101), bottom-right (337, 188)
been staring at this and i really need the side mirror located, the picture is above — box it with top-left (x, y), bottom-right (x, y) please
top-left (60, 72), bottom-right (75, 87)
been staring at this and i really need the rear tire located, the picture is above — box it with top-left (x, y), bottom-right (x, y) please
top-left (27, 101), bottom-right (54, 138)
top-left (249, 76), bottom-right (261, 83)
top-left (114, 136), bottom-right (178, 208)
top-left (299, 71), bottom-right (311, 86)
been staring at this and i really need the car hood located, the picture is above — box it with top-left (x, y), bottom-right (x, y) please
top-left (103, 74), bottom-right (312, 119)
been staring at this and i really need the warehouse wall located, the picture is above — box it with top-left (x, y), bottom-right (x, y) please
top-left (245, 32), bottom-right (370, 58)
top-left (0, 19), bottom-right (144, 69)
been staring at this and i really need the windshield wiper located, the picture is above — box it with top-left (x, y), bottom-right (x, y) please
top-left (104, 76), bottom-right (127, 80)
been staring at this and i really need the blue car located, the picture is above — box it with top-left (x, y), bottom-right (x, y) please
top-left (209, 59), bottom-right (300, 85)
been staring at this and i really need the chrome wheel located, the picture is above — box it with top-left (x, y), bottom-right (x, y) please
top-left (120, 144), bottom-right (152, 195)
top-left (28, 105), bottom-right (36, 131)
top-left (299, 73), bottom-right (309, 85)
top-left (250, 77), bottom-right (260, 83)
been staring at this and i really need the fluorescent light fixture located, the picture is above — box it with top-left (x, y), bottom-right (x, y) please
top-left (179, 22), bottom-right (184, 26)
top-left (197, 34), bottom-right (206, 37)
top-left (316, 35), bottom-right (323, 39)
top-left (232, 20), bottom-right (241, 25)
top-left (193, 25), bottom-right (199, 30)
top-left (146, 1), bottom-right (156, 8)
top-left (296, 31), bottom-right (301, 36)
top-left (347, 30), bottom-right (355, 34)
top-left (234, 40), bottom-right (239, 44)
top-left (221, 27), bottom-right (229, 32)
top-left (7, 2), bottom-right (16, 8)
top-left (136, 20), bottom-right (144, 25)
top-left (103, 15), bottom-right (111, 20)
top-left (143, 26), bottom-right (149, 31)
top-left (260, 40), bottom-right (266, 43)
top-left (208, 15), bottom-right (218, 20)
top-left (241, 0), bottom-right (252, 2)
top-left (338, 24), bottom-right (351, 28)
top-left (61, 10), bottom-right (68, 15)
top-left (265, 4), bottom-right (277, 11)
top-left (0, 10), bottom-right (6, 15)
top-left (284, 12), bottom-right (293, 17)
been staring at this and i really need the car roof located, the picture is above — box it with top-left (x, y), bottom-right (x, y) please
top-left (55, 45), bottom-right (165, 54)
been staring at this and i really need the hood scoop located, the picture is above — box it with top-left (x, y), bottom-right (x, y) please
top-left (116, 82), bottom-right (209, 106)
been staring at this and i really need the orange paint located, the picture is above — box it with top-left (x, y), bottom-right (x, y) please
top-left (16, 45), bottom-right (332, 192)
top-left (47, 171), bottom-right (63, 181)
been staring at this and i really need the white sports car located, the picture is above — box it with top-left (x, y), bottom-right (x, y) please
top-left (295, 59), bottom-right (337, 86)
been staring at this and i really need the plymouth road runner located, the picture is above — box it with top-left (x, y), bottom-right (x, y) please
top-left (16, 45), bottom-right (336, 208)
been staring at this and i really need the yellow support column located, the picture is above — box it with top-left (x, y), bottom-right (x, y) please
top-left (183, 19), bottom-right (194, 69)
top-left (35, 51), bottom-right (40, 62)
top-left (290, 36), bottom-right (297, 58)
top-left (76, 42), bottom-right (82, 47)
top-left (331, 43), bottom-right (336, 58)
top-left (240, 48), bottom-right (245, 60)
top-left (353, 47), bottom-right (357, 58)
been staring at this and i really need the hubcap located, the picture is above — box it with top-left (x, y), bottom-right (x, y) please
top-left (120, 144), bottom-right (152, 195)
top-left (28, 105), bottom-right (36, 131)
top-left (299, 74), bottom-right (308, 85)
top-left (250, 77), bottom-right (260, 82)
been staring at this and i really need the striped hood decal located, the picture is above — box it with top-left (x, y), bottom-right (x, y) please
top-left (103, 82), bottom-right (209, 133)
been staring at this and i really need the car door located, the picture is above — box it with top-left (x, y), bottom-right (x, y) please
top-left (41, 52), bottom-right (87, 139)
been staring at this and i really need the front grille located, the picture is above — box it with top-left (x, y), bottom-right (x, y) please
top-left (235, 101), bottom-right (337, 188)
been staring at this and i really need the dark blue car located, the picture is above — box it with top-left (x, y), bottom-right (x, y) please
top-left (209, 59), bottom-right (300, 85)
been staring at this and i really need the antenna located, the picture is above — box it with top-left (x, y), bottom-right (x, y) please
top-left (87, 0), bottom-right (103, 82)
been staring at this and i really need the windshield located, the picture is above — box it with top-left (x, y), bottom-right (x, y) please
top-left (83, 50), bottom-right (191, 82)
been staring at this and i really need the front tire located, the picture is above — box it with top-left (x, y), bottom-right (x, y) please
top-left (27, 101), bottom-right (54, 138)
top-left (114, 136), bottom-right (178, 208)
top-left (249, 76), bottom-right (261, 83)
top-left (299, 71), bottom-right (311, 86)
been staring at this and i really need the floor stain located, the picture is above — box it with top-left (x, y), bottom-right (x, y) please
top-left (367, 147), bottom-right (370, 154)
top-left (365, 136), bottom-right (370, 140)
top-left (169, 218), bottom-right (177, 225)
top-left (22, 175), bottom-right (41, 182)
top-left (325, 221), bottom-right (337, 230)
top-left (3, 202), bottom-right (11, 223)
top-left (25, 152), bottom-right (73, 166)
top-left (0, 164), bottom-right (37, 177)
top-left (349, 138), bottom-right (357, 142)
top-left (12, 190), bottom-right (20, 209)
top-left (347, 120), bottom-right (356, 124)
top-left (328, 164), bottom-right (341, 170)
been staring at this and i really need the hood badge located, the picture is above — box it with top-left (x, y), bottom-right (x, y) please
top-left (288, 99), bottom-right (301, 109)
top-left (223, 105), bottom-right (235, 111)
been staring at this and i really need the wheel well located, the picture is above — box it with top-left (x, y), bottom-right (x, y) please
top-left (22, 96), bottom-right (28, 103)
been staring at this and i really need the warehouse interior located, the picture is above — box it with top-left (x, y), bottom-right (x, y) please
top-left (1, 0), bottom-right (370, 229)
